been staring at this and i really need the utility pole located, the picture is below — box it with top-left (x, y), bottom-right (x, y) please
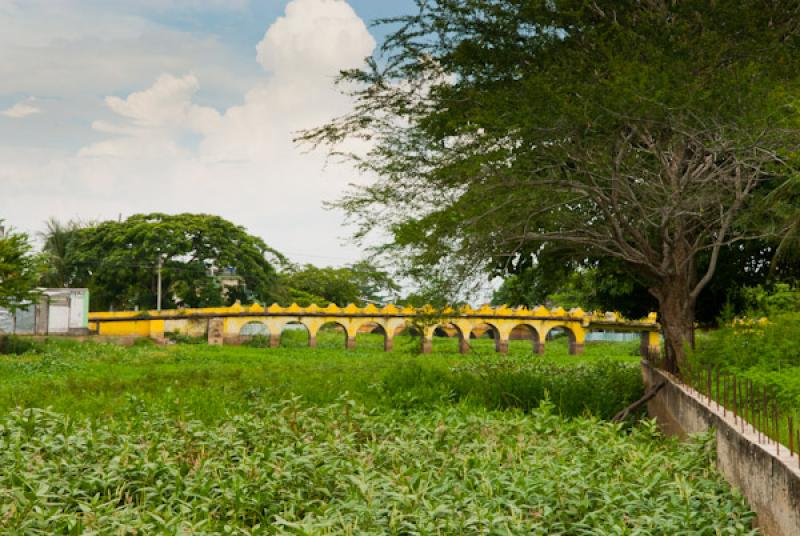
top-left (156, 255), bottom-right (163, 311)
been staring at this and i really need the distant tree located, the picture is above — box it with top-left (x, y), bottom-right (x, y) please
top-left (279, 261), bottom-right (399, 306)
top-left (348, 260), bottom-right (401, 304)
top-left (0, 222), bottom-right (40, 310)
top-left (38, 218), bottom-right (85, 288)
top-left (303, 1), bottom-right (800, 372)
top-left (67, 213), bottom-right (283, 311)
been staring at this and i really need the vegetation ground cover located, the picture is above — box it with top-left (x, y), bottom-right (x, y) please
top-left (1, 399), bottom-right (756, 534)
top-left (0, 333), bottom-right (641, 421)
top-left (0, 335), bottom-right (759, 533)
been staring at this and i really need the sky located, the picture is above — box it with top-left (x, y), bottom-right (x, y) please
top-left (0, 0), bottom-right (418, 266)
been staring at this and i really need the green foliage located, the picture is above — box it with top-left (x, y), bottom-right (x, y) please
top-left (492, 242), bottom-right (791, 325)
top-left (242, 334), bottom-right (271, 348)
top-left (383, 358), bottom-right (643, 419)
top-left (0, 335), bottom-right (40, 355)
top-left (0, 223), bottom-right (40, 310)
top-left (279, 260), bottom-right (399, 306)
top-left (691, 314), bottom-right (800, 374)
top-left (0, 334), bottom-right (639, 421)
top-left (37, 217), bottom-right (85, 288)
top-left (739, 283), bottom-right (800, 317)
top-left (164, 331), bottom-right (207, 345)
top-left (0, 402), bottom-right (755, 533)
top-left (0, 337), bottom-right (759, 530)
top-left (63, 213), bottom-right (283, 311)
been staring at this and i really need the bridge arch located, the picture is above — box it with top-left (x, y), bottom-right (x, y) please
top-left (236, 320), bottom-right (271, 346)
top-left (318, 320), bottom-right (352, 350)
top-left (510, 323), bottom-right (544, 354)
top-left (279, 320), bottom-right (312, 348)
top-left (543, 324), bottom-right (585, 355)
top-left (239, 320), bottom-right (269, 338)
top-left (437, 321), bottom-right (469, 353)
top-left (353, 320), bottom-right (392, 351)
top-left (467, 321), bottom-right (504, 354)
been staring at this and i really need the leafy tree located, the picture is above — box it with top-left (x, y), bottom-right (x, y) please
top-left (38, 218), bottom-right (85, 288)
top-left (492, 237), bottom-right (799, 325)
top-left (0, 222), bottom-right (40, 310)
top-left (304, 1), bottom-right (800, 372)
top-left (279, 261), bottom-right (399, 306)
top-left (67, 214), bottom-right (283, 311)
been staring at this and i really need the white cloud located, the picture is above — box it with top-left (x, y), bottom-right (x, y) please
top-left (1, 0), bottom-right (377, 266)
top-left (79, 74), bottom-right (221, 158)
top-left (105, 74), bottom-right (220, 132)
top-left (1, 97), bottom-right (41, 118)
top-left (256, 0), bottom-right (374, 79)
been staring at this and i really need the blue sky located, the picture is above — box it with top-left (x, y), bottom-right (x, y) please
top-left (0, 0), bottom-right (418, 265)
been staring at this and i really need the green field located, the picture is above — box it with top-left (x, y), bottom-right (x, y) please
top-left (0, 334), bottom-right (758, 534)
top-left (0, 333), bottom-right (642, 421)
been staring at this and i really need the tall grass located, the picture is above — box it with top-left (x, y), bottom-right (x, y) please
top-left (382, 358), bottom-right (642, 419)
top-left (0, 335), bottom-right (642, 421)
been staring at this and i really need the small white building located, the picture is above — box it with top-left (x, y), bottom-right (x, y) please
top-left (0, 288), bottom-right (90, 335)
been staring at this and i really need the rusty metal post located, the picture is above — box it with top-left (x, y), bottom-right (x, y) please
top-left (789, 416), bottom-right (794, 458)
top-left (715, 367), bottom-right (720, 410)
top-left (763, 386), bottom-right (769, 443)
top-left (739, 381), bottom-right (745, 432)
top-left (774, 394), bottom-right (780, 456)
top-left (732, 375), bottom-right (738, 424)
top-left (722, 373), bottom-right (727, 417)
top-left (706, 367), bottom-right (712, 404)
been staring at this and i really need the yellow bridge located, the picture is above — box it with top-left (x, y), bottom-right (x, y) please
top-left (89, 303), bottom-right (661, 357)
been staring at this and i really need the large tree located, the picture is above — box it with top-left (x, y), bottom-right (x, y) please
top-left (0, 222), bottom-right (40, 311)
top-left (304, 0), bottom-right (800, 372)
top-left (67, 214), bottom-right (283, 311)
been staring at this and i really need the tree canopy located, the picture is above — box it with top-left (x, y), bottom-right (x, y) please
top-left (64, 214), bottom-right (283, 311)
top-left (278, 261), bottom-right (399, 306)
top-left (305, 0), bottom-right (800, 372)
top-left (0, 223), bottom-right (40, 311)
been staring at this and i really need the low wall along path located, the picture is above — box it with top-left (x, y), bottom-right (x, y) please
top-left (643, 362), bottom-right (800, 536)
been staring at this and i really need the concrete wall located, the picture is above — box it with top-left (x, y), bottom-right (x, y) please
top-left (0, 289), bottom-right (89, 336)
top-left (642, 362), bottom-right (800, 536)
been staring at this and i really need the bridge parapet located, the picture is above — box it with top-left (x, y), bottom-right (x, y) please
top-left (89, 303), bottom-right (660, 357)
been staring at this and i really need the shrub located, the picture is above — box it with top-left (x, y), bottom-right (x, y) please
top-left (242, 335), bottom-right (271, 348)
top-left (164, 331), bottom-right (207, 345)
top-left (382, 358), bottom-right (643, 419)
top-left (692, 313), bottom-right (800, 371)
top-left (0, 334), bottom-right (40, 355)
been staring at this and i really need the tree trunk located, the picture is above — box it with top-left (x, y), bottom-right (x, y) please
top-left (657, 279), bottom-right (695, 375)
